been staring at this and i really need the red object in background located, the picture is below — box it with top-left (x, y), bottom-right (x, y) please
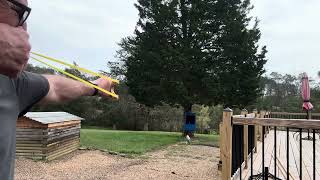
top-left (301, 72), bottom-right (313, 111)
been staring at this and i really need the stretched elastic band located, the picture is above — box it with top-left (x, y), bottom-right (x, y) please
top-left (30, 56), bottom-right (119, 99)
top-left (31, 52), bottom-right (119, 84)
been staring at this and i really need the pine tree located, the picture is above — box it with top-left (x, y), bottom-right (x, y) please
top-left (116, 0), bottom-right (267, 112)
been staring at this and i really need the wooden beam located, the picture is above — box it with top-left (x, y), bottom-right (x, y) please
top-left (246, 113), bottom-right (256, 118)
top-left (233, 117), bottom-right (320, 130)
top-left (221, 108), bottom-right (233, 180)
top-left (233, 115), bottom-right (245, 118)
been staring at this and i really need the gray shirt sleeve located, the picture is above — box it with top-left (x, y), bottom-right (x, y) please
top-left (14, 71), bottom-right (50, 117)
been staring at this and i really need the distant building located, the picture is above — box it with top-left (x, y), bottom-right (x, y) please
top-left (16, 112), bottom-right (83, 161)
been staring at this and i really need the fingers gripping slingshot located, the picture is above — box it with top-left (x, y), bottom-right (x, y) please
top-left (30, 52), bottom-right (120, 99)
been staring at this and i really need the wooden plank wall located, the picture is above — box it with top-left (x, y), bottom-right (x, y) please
top-left (17, 117), bottom-right (47, 129)
top-left (16, 128), bottom-right (47, 160)
top-left (16, 119), bottom-right (80, 161)
top-left (45, 123), bottom-right (80, 161)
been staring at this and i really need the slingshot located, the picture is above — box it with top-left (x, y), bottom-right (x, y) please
top-left (30, 52), bottom-right (119, 99)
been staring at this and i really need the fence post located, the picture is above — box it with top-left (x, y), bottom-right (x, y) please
top-left (221, 108), bottom-right (233, 180)
top-left (241, 109), bottom-right (249, 169)
top-left (253, 109), bottom-right (258, 153)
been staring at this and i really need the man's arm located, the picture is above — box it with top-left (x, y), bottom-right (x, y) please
top-left (40, 75), bottom-right (114, 104)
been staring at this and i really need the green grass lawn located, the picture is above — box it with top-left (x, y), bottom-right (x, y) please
top-left (80, 129), bottom-right (219, 155)
top-left (191, 133), bottom-right (220, 147)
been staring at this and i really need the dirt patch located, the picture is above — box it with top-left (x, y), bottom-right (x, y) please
top-left (15, 144), bottom-right (220, 180)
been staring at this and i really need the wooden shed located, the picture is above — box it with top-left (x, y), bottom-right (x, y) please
top-left (16, 112), bottom-right (83, 161)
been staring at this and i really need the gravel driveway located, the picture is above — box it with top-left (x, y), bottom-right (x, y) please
top-left (15, 144), bottom-right (220, 180)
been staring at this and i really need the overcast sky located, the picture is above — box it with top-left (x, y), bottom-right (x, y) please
top-left (28, 0), bottom-right (319, 79)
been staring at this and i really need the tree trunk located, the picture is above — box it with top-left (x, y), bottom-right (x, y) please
top-left (184, 104), bottom-right (192, 113)
top-left (144, 108), bottom-right (150, 131)
top-left (143, 123), bottom-right (149, 131)
top-left (134, 111), bottom-right (137, 131)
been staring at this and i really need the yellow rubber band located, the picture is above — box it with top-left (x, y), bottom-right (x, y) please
top-left (30, 56), bottom-right (119, 99)
top-left (31, 52), bottom-right (119, 84)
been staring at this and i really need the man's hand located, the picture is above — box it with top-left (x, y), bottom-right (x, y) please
top-left (0, 23), bottom-right (31, 78)
top-left (92, 78), bottom-right (116, 98)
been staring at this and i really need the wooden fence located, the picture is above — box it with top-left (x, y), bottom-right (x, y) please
top-left (219, 109), bottom-right (320, 180)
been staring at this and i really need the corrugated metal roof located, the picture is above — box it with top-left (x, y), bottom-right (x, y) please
top-left (24, 112), bottom-right (84, 124)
